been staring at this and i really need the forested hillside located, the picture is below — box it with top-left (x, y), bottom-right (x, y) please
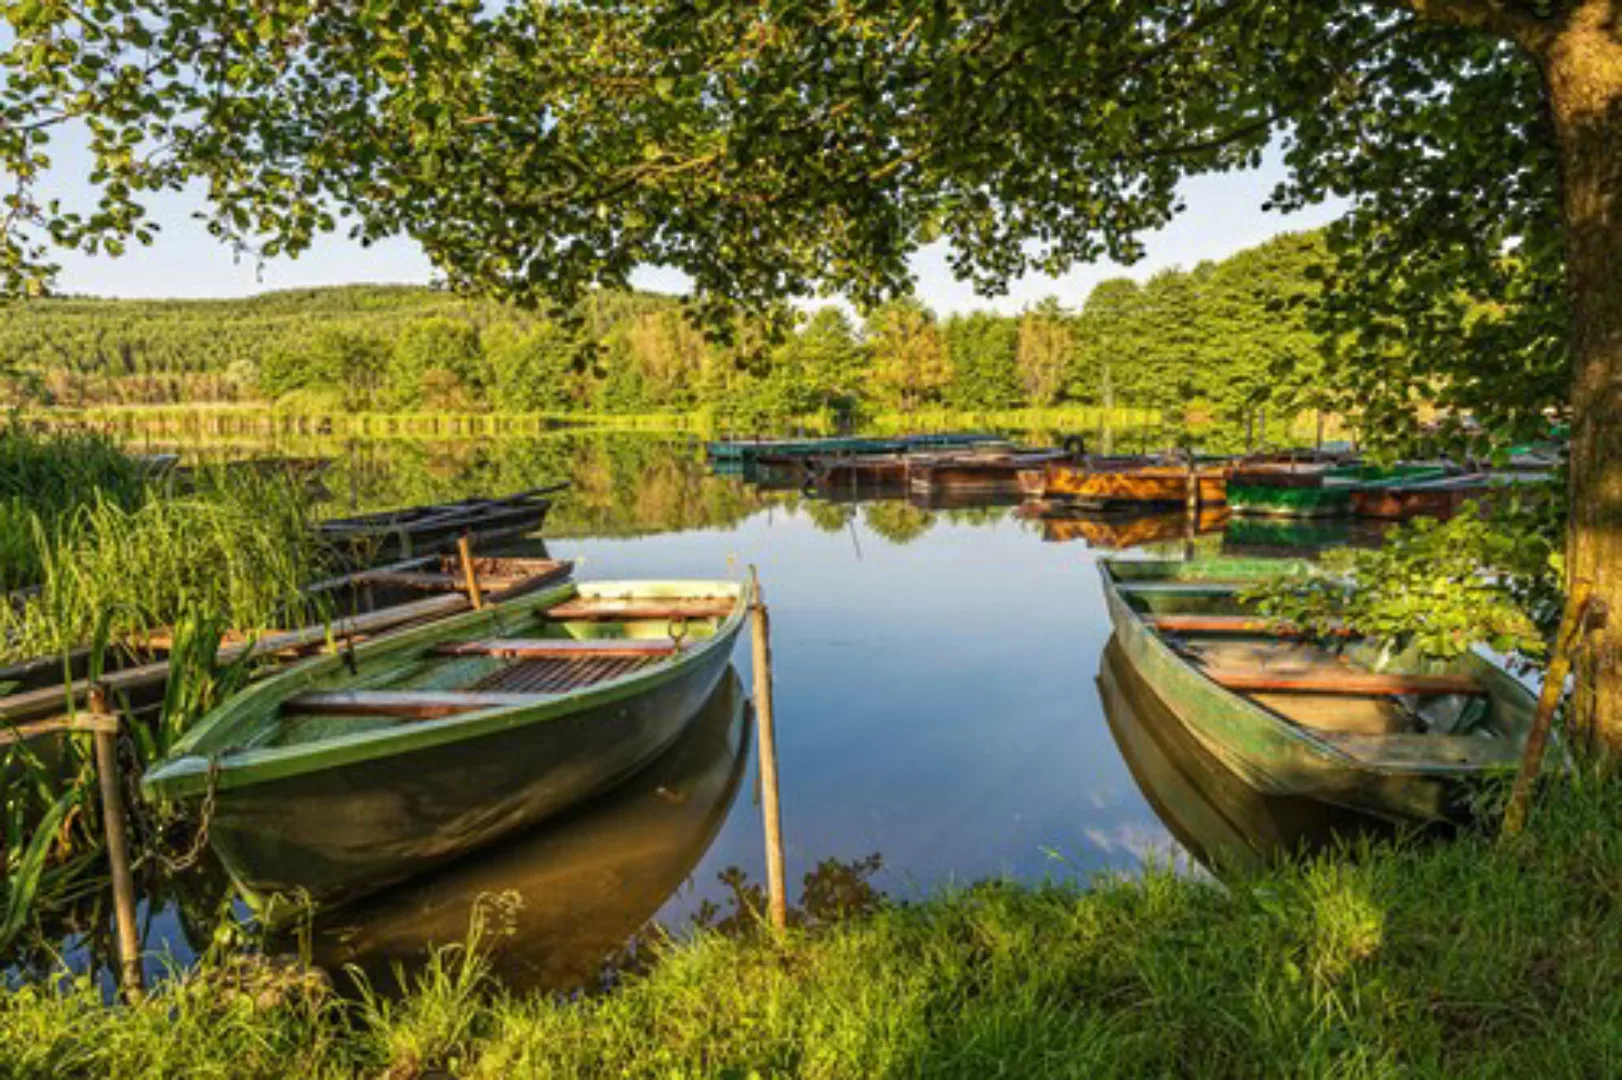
top-left (0, 232), bottom-right (1326, 422)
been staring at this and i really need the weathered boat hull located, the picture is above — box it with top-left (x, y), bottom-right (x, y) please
top-left (302, 669), bottom-right (750, 992)
top-left (203, 637), bottom-right (736, 911)
top-left (143, 580), bottom-right (749, 912)
top-left (1100, 559), bottom-right (1537, 823)
top-left (908, 452), bottom-right (1067, 496)
top-left (1096, 638), bottom-right (1390, 874)
top-left (1350, 483), bottom-right (1486, 521)
top-left (320, 494), bottom-right (553, 562)
top-left (707, 432), bottom-right (1003, 464)
top-left (1227, 483), bottom-right (1351, 518)
top-left (1043, 464), bottom-right (1228, 508)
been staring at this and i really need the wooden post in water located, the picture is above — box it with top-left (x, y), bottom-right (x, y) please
top-left (1183, 455), bottom-right (1201, 562)
top-left (456, 533), bottom-right (486, 611)
top-left (1505, 582), bottom-right (1599, 837)
top-left (89, 685), bottom-right (144, 1001)
top-left (749, 566), bottom-right (788, 931)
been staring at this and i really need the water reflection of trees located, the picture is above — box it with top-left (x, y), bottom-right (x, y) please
top-left (307, 433), bottom-right (775, 539)
top-left (861, 502), bottom-right (935, 545)
top-left (599, 853), bottom-right (886, 991)
top-left (801, 500), bottom-right (858, 534)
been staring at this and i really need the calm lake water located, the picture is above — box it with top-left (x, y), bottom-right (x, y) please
top-left (16, 432), bottom-right (1375, 993)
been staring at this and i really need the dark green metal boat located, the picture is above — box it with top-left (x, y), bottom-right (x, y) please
top-left (142, 578), bottom-right (750, 912)
top-left (1227, 463), bottom-right (1450, 519)
top-left (1100, 557), bottom-right (1540, 822)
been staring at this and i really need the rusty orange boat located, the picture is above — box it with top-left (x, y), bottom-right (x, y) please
top-left (1349, 474), bottom-right (1488, 521)
top-left (1041, 460), bottom-right (1229, 509)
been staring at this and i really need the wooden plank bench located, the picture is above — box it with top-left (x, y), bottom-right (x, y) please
top-left (433, 638), bottom-right (679, 659)
top-left (1149, 615), bottom-right (1353, 637)
top-left (544, 598), bottom-right (735, 621)
top-left (1207, 670), bottom-right (1486, 697)
top-left (1115, 581), bottom-right (1244, 596)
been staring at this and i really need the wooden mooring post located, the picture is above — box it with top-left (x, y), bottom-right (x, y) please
top-left (89, 684), bottom-right (145, 1001)
top-left (1183, 454), bottom-right (1201, 562)
top-left (1504, 582), bottom-right (1600, 838)
top-left (749, 566), bottom-right (788, 930)
top-left (456, 533), bottom-right (486, 611)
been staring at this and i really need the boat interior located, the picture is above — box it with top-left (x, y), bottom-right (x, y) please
top-left (247, 587), bottom-right (741, 750)
top-left (1110, 562), bottom-right (1534, 758)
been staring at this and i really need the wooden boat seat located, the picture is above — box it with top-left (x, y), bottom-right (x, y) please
top-left (1172, 636), bottom-right (1485, 735)
top-left (1208, 671), bottom-right (1486, 697)
top-left (1115, 581), bottom-right (1243, 596)
top-left (432, 638), bottom-right (679, 659)
top-left (283, 690), bottom-right (543, 719)
top-left (544, 598), bottom-right (735, 621)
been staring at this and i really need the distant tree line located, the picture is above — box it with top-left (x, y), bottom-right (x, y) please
top-left (0, 232), bottom-right (1326, 423)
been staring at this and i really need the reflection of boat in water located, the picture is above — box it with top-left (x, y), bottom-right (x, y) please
top-left (1033, 507), bottom-right (1229, 549)
top-left (906, 487), bottom-right (1024, 512)
top-left (1097, 637), bottom-right (1389, 874)
top-left (1220, 516), bottom-right (1387, 559)
top-left (305, 669), bottom-right (751, 992)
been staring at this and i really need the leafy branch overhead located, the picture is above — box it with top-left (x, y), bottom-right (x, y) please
top-left (2, 3), bottom-right (1576, 432)
top-left (1248, 499), bottom-right (1565, 663)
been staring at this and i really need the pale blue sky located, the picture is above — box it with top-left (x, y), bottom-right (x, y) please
top-left (50, 146), bottom-right (1341, 314)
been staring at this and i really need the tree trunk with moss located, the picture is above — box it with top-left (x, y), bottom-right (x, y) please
top-left (1543, 4), bottom-right (1622, 760)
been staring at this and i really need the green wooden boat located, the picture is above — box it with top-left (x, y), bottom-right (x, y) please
top-left (1097, 637), bottom-right (1389, 875)
top-left (1228, 463), bottom-right (1449, 518)
top-left (304, 669), bottom-right (750, 992)
top-left (142, 578), bottom-right (750, 911)
top-left (1100, 557), bottom-right (1540, 822)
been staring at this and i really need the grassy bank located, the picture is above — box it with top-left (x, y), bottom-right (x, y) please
top-left (4, 782), bottom-right (1617, 1078)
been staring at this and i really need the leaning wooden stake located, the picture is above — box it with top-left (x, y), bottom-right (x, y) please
top-left (749, 566), bottom-right (788, 930)
top-left (89, 684), bottom-right (144, 1000)
top-left (456, 533), bottom-right (486, 611)
top-left (1504, 581), bottom-right (1596, 838)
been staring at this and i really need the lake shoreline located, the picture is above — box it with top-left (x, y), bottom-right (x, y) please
top-left (7, 781), bottom-right (1616, 1079)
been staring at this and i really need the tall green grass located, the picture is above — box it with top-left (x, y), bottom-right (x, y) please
top-left (0, 468), bottom-right (326, 664)
top-left (0, 455), bottom-right (329, 949)
top-left (2, 781), bottom-right (1617, 1078)
top-left (0, 423), bottom-right (146, 592)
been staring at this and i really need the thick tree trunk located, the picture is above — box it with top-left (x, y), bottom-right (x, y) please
top-left (1544, 6), bottom-right (1622, 760)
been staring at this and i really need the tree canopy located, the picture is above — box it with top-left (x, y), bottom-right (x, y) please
top-left (4, 0), bottom-right (1620, 748)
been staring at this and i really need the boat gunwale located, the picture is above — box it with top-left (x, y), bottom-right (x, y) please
top-left (140, 578), bottom-right (751, 801)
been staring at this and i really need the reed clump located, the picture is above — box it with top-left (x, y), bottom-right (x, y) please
top-left (0, 468), bottom-right (325, 664)
top-left (0, 423), bottom-right (146, 592)
top-left (3, 781), bottom-right (1617, 1079)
